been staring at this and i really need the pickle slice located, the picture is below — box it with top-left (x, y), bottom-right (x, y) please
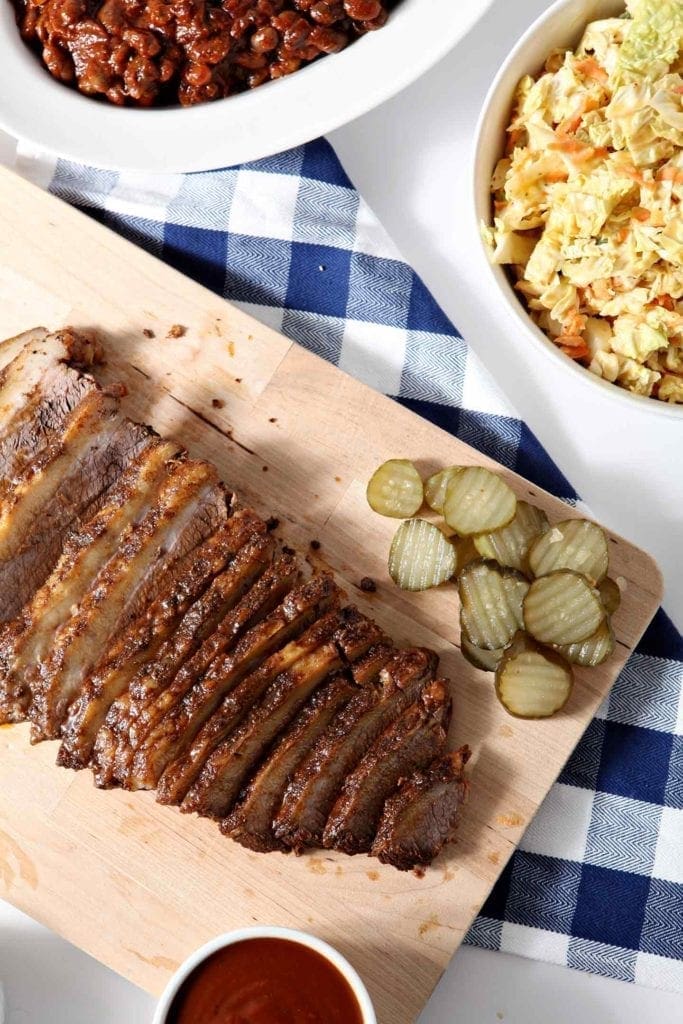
top-left (528, 519), bottom-right (609, 585)
top-left (555, 618), bottom-right (615, 667)
top-left (598, 577), bottom-right (621, 617)
top-left (496, 644), bottom-right (573, 719)
top-left (459, 560), bottom-right (529, 650)
top-left (524, 570), bottom-right (605, 646)
top-left (425, 466), bottom-right (464, 514)
top-left (461, 632), bottom-right (505, 673)
top-left (388, 519), bottom-right (457, 591)
top-left (444, 467), bottom-right (517, 536)
top-left (366, 459), bottom-right (424, 518)
top-left (474, 501), bottom-right (549, 572)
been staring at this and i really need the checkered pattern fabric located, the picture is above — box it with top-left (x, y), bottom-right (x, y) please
top-left (15, 137), bottom-right (683, 993)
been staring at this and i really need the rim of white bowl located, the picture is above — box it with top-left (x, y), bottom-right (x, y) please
top-left (471, 0), bottom-right (683, 420)
top-left (152, 926), bottom-right (377, 1024)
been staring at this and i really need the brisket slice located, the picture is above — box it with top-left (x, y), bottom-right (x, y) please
top-left (322, 678), bottom-right (452, 855)
top-left (0, 391), bottom-right (155, 624)
top-left (0, 439), bottom-right (181, 726)
top-left (158, 574), bottom-right (341, 807)
top-left (28, 460), bottom-right (227, 741)
top-left (58, 514), bottom-right (264, 771)
top-left (222, 674), bottom-right (357, 853)
top-left (273, 647), bottom-right (438, 851)
top-left (0, 362), bottom-right (98, 489)
top-left (0, 327), bottom-right (99, 436)
top-left (371, 747), bottom-right (471, 871)
top-left (127, 555), bottom-right (298, 792)
top-left (184, 609), bottom-right (384, 821)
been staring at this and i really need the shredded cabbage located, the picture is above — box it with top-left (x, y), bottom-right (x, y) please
top-left (485, 0), bottom-right (683, 402)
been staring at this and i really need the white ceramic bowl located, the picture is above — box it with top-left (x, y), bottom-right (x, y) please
top-left (152, 926), bottom-right (377, 1023)
top-left (472, 0), bottom-right (683, 419)
top-left (0, 0), bottom-right (491, 173)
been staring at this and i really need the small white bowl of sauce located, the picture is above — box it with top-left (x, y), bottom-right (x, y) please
top-left (153, 926), bottom-right (377, 1024)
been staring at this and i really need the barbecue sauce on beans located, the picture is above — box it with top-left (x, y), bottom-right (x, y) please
top-left (12, 0), bottom-right (393, 108)
top-left (166, 937), bottom-right (365, 1024)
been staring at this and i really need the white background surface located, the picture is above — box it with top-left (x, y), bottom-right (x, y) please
top-left (0, 0), bottom-right (681, 1021)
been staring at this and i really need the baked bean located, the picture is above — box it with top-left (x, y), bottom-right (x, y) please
top-left (248, 67), bottom-right (270, 86)
top-left (310, 2), bottom-right (344, 26)
top-left (343, 0), bottom-right (380, 18)
top-left (363, 8), bottom-right (388, 29)
top-left (283, 16), bottom-right (310, 49)
top-left (13, 0), bottom-right (393, 106)
top-left (309, 24), bottom-right (346, 51)
top-left (188, 34), bottom-right (232, 63)
top-left (122, 27), bottom-right (161, 55)
top-left (106, 82), bottom-right (127, 102)
top-left (251, 24), bottom-right (279, 52)
top-left (42, 41), bottom-right (74, 80)
top-left (184, 60), bottom-right (213, 86)
top-left (270, 54), bottom-right (301, 76)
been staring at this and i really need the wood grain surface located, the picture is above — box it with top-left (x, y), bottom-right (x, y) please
top-left (0, 167), bottom-right (663, 1024)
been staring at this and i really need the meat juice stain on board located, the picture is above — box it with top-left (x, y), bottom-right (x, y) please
top-left (165, 938), bottom-right (364, 1024)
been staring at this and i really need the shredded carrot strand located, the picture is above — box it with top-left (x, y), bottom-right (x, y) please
top-left (506, 128), bottom-right (524, 154)
top-left (659, 166), bottom-right (683, 184)
top-left (560, 343), bottom-right (590, 360)
top-left (544, 169), bottom-right (569, 183)
top-left (557, 113), bottom-right (584, 136)
top-left (622, 165), bottom-right (657, 189)
top-left (549, 139), bottom-right (607, 161)
top-left (574, 58), bottom-right (608, 84)
top-left (557, 334), bottom-right (586, 348)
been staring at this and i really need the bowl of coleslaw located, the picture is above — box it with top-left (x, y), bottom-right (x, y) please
top-left (473, 0), bottom-right (683, 415)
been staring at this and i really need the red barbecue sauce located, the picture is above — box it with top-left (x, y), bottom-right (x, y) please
top-left (166, 938), bottom-right (364, 1024)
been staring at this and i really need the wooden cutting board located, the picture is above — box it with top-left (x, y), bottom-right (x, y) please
top-left (0, 167), bottom-right (663, 1023)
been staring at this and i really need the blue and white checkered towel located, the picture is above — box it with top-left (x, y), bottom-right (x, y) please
top-left (15, 137), bottom-right (683, 994)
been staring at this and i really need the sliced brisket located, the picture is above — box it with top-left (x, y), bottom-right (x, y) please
top-left (28, 460), bottom-right (227, 741)
top-left (122, 541), bottom-right (297, 791)
top-left (91, 510), bottom-right (267, 786)
top-left (125, 530), bottom-right (274, 746)
top-left (127, 554), bottom-right (298, 792)
top-left (273, 647), bottom-right (437, 851)
top-left (0, 327), bottom-right (99, 438)
top-left (322, 678), bottom-right (452, 854)
top-left (158, 574), bottom-right (341, 807)
top-left (184, 609), bottom-right (383, 821)
top-left (0, 362), bottom-right (98, 490)
top-left (222, 673), bottom-right (357, 853)
top-left (0, 438), bottom-right (181, 725)
top-left (57, 514), bottom-right (266, 771)
top-left (0, 391), bottom-right (154, 623)
top-left (371, 747), bottom-right (471, 871)
top-left (0, 327), bottom-right (470, 871)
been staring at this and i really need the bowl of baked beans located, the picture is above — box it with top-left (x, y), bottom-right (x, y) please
top-left (0, 0), bottom-right (492, 171)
